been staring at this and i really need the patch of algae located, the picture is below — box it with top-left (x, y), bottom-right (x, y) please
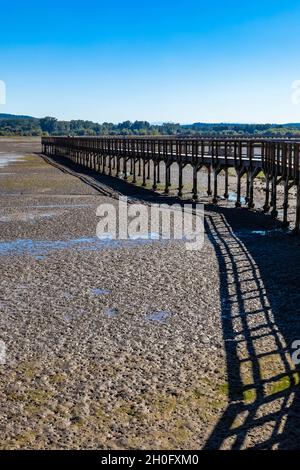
top-left (243, 389), bottom-right (256, 403)
top-left (8, 431), bottom-right (37, 448)
top-left (23, 404), bottom-right (42, 415)
top-left (7, 386), bottom-right (53, 405)
top-left (266, 372), bottom-right (300, 396)
top-left (16, 361), bottom-right (38, 379)
top-left (27, 388), bottom-right (53, 404)
top-left (48, 373), bottom-right (67, 385)
top-left (215, 350), bottom-right (300, 407)
top-left (4, 338), bottom-right (300, 450)
top-left (22, 154), bottom-right (44, 163)
top-left (119, 386), bottom-right (227, 448)
top-left (46, 381), bottom-right (229, 450)
top-left (218, 383), bottom-right (229, 396)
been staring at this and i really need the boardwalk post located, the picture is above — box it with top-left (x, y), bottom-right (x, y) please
top-left (235, 169), bottom-right (242, 208)
top-left (248, 170), bottom-right (255, 209)
top-left (147, 160), bottom-right (150, 180)
top-left (116, 155), bottom-right (120, 177)
top-left (263, 176), bottom-right (271, 212)
top-left (207, 166), bottom-right (212, 196)
top-left (164, 164), bottom-right (170, 194)
top-left (212, 166), bottom-right (220, 204)
top-left (247, 143), bottom-right (253, 208)
top-left (223, 141), bottom-right (229, 199)
top-left (270, 143), bottom-right (278, 218)
top-left (282, 176), bottom-right (290, 227)
top-left (142, 159), bottom-right (146, 187)
top-left (224, 168), bottom-right (229, 199)
top-left (270, 174), bottom-right (278, 218)
top-left (167, 165), bottom-right (171, 191)
top-left (178, 163), bottom-right (183, 197)
top-left (157, 161), bottom-right (161, 183)
top-left (245, 172), bottom-right (250, 203)
top-left (123, 157), bottom-right (128, 180)
top-left (132, 158), bottom-right (137, 183)
top-left (192, 165), bottom-right (198, 201)
top-left (130, 156), bottom-right (133, 175)
top-left (150, 140), bottom-right (156, 189)
top-left (153, 162), bottom-right (157, 190)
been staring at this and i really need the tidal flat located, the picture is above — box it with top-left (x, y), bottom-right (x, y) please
top-left (1, 138), bottom-right (300, 449)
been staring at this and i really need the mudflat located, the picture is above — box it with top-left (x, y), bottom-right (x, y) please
top-left (1, 137), bottom-right (300, 450)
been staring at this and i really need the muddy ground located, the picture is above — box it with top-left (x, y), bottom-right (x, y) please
top-left (0, 137), bottom-right (300, 450)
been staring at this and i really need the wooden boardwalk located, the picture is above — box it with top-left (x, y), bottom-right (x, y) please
top-left (42, 137), bottom-right (300, 232)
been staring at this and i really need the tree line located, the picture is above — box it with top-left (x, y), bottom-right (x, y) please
top-left (0, 114), bottom-right (300, 137)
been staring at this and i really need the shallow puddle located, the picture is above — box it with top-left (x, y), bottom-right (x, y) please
top-left (146, 310), bottom-right (173, 323)
top-left (91, 288), bottom-right (111, 296)
top-left (104, 307), bottom-right (118, 318)
top-left (227, 192), bottom-right (246, 204)
top-left (0, 234), bottom-right (164, 257)
top-left (0, 155), bottom-right (25, 168)
top-left (30, 204), bottom-right (94, 209)
top-left (235, 228), bottom-right (289, 238)
top-left (98, 232), bottom-right (161, 241)
top-left (64, 309), bottom-right (86, 322)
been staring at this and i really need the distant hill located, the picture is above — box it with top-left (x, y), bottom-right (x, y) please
top-left (185, 122), bottom-right (300, 128)
top-left (0, 113), bottom-right (37, 120)
top-left (0, 114), bottom-right (41, 136)
top-left (284, 123), bottom-right (300, 128)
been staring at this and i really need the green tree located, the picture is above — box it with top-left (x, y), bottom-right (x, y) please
top-left (40, 116), bottom-right (58, 134)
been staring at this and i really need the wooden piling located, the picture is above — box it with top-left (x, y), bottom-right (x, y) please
top-left (178, 164), bottom-right (183, 197)
top-left (192, 165), bottom-right (198, 201)
top-left (207, 166), bottom-right (212, 196)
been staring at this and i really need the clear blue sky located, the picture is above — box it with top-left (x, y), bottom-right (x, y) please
top-left (1, 0), bottom-right (300, 123)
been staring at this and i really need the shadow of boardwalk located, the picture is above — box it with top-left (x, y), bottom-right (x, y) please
top-left (39, 153), bottom-right (184, 205)
top-left (204, 207), bottom-right (300, 449)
